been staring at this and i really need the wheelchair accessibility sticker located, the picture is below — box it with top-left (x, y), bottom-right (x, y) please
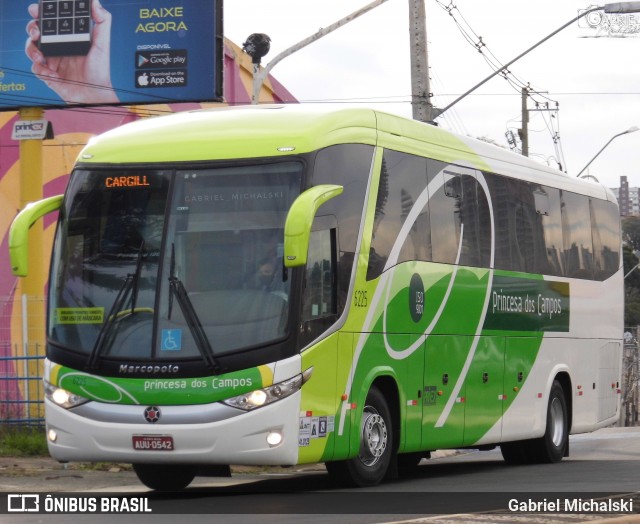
top-left (161, 329), bottom-right (182, 351)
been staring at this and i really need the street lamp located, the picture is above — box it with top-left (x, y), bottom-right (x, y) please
top-left (244, 0), bottom-right (389, 105)
top-left (576, 126), bottom-right (639, 178)
top-left (436, 2), bottom-right (640, 119)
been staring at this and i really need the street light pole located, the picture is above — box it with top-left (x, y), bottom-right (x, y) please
top-left (576, 126), bottom-right (639, 178)
top-left (625, 262), bottom-right (640, 280)
top-left (246, 0), bottom-right (389, 105)
top-left (436, 3), bottom-right (640, 119)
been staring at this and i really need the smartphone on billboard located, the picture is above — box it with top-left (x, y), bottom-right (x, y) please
top-left (38, 0), bottom-right (92, 57)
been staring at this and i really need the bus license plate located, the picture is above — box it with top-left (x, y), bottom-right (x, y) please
top-left (132, 435), bottom-right (174, 451)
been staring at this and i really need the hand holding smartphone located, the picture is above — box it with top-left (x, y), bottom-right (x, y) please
top-left (26, 0), bottom-right (119, 104)
top-left (38, 0), bottom-right (92, 57)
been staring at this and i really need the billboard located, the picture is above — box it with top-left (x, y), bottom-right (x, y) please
top-left (0, 0), bottom-right (223, 109)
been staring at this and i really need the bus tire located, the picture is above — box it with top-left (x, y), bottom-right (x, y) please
top-left (132, 464), bottom-right (196, 491)
top-left (527, 380), bottom-right (569, 464)
top-left (326, 386), bottom-right (393, 487)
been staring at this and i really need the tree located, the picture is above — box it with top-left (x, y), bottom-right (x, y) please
top-left (622, 216), bottom-right (640, 252)
top-left (623, 244), bottom-right (640, 325)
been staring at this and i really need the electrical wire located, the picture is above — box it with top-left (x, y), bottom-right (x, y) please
top-left (434, 0), bottom-right (569, 165)
top-left (0, 62), bottom-right (205, 111)
top-left (430, 68), bottom-right (468, 136)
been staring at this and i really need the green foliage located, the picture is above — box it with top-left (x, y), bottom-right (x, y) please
top-left (623, 244), bottom-right (640, 285)
top-left (623, 244), bottom-right (640, 326)
top-left (622, 216), bottom-right (640, 252)
top-left (0, 426), bottom-right (48, 456)
top-left (625, 289), bottom-right (640, 326)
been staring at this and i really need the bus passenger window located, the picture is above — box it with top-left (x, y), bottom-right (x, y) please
top-left (561, 191), bottom-right (594, 279)
top-left (303, 229), bottom-right (336, 321)
top-left (538, 186), bottom-right (564, 276)
top-left (513, 184), bottom-right (549, 275)
top-left (366, 150), bottom-right (430, 280)
top-left (430, 167), bottom-right (490, 268)
top-left (312, 144), bottom-right (374, 312)
top-left (590, 198), bottom-right (621, 281)
top-left (489, 177), bottom-right (553, 275)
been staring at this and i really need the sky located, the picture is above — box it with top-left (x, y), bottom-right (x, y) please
top-left (224, 0), bottom-right (640, 190)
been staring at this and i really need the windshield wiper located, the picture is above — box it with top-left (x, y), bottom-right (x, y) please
top-left (130, 239), bottom-right (145, 313)
top-left (86, 240), bottom-right (145, 371)
top-left (168, 243), bottom-right (223, 374)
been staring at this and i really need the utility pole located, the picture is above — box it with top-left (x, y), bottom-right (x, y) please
top-left (408, 0), bottom-right (435, 123)
top-left (519, 86), bottom-right (529, 157)
top-left (17, 106), bottom-right (46, 420)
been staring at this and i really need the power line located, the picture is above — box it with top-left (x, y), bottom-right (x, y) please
top-left (430, 68), bottom-right (468, 136)
top-left (0, 63), bottom-right (193, 109)
top-left (433, 0), bottom-right (570, 166)
top-left (292, 90), bottom-right (636, 104)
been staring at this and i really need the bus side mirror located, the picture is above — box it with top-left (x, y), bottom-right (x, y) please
top-left (9, 194), bottom-right (64, 277)
top-left (284, 185), bottom-right (343, 268)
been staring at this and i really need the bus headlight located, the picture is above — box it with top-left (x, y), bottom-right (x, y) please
top-left (223, 367), bottom-right (312, 411)
top-left (44, 380), bottom-right (90, 409)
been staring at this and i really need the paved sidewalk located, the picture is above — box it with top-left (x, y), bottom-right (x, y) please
top-left (0, 456), bottom-right (138, 492)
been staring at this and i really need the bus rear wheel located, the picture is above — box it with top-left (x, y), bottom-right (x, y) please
top-left (528, 380), bottom-right (568, 463)
top-left (326, 386), bottom-right (393, 487)
top-left (132, 464), bottom-right (196, 491)
top-left (501, 380), bottom-right (568, 465)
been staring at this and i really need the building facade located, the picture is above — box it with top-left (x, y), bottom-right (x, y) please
top-left (611, 176), bottom-right (640, 216)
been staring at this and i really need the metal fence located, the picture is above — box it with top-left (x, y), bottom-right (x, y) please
top-left (623, 326), bottom-right (640, 426)
top-left (0, 295), bottom-right (46, 426)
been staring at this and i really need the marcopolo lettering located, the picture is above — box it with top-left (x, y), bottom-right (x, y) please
top-left (119, 364), bottom-right (179, 374)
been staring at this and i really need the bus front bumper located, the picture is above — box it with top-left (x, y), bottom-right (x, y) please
top-left (44, 392), bottom-right (301, 466)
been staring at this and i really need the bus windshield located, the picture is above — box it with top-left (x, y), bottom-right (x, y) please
top-left (48, 162), bottom-right (303, 369)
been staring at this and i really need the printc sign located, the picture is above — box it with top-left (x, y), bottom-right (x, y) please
top-left (11, 119), bottom-right (52, 140)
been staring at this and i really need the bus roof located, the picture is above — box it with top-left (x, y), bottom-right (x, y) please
top-left (77, 104), bottom-right (612, 201)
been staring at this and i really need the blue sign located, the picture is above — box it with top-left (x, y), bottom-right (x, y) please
top-left (161, 329), bottom-right (182, 351)
top-left (0, 0), bottom-right (222, 110)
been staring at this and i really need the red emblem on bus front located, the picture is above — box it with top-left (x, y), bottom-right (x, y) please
top-left (144, 406), bottom-right (160, 423)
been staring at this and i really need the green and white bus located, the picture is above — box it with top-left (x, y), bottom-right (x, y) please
top-left (10, 106), bottom-right (623, 489)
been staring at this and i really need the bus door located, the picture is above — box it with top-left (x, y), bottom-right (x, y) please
top-left (386, 333), bottom-right (425, 454)
top-left (501, 337), bottom-right (541, 440)
top-left (462, 336), bottom-right (506, 446)
top-left (422, 335), bottom-right (467, 450)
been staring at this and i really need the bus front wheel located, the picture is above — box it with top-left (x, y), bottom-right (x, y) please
top-left (326, 386), bottom-right (393, 487)
top-left (132, 463), bottom-right (196, 491)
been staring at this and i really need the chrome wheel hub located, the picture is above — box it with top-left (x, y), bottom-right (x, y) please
top-left (549, 397), bottom-right (565, 447)
top-left (359, 408), bottom-right (388, 467)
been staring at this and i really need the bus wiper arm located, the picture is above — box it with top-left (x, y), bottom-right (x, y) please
top-left (86, 240), bottom-right (145, 371)
top-left (130, 239), bottom-right (145, 313)
top-left (87, 273), bottom-right (133, 371)
top-left (168, 244), bottom-right (223, 375)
